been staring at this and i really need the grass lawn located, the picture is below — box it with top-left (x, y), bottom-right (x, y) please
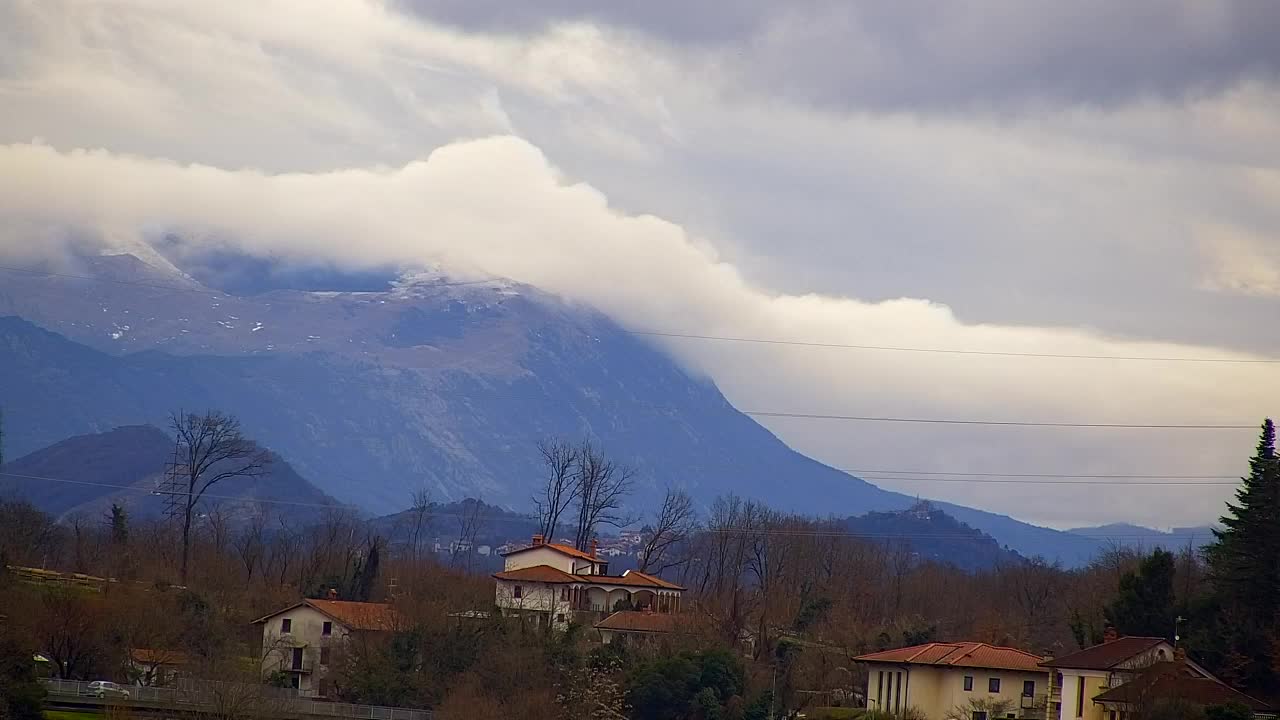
top-left (44, 710), bottom-right (103, 720)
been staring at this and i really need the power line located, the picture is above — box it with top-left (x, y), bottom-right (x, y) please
top-left (857, 475), bottom-right (1236, 486)
top-left (851, 469), bottom-right (1237, 480)
top-left (743, 411), bottom-right (1255, 430)
top-left (634, 330), bottom-right (1280, 364)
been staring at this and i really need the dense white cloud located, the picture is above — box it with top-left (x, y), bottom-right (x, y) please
top-left (1, 0), bottom-right (1278, 528)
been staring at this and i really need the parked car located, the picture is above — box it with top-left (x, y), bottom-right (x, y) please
top-left (86, 681), bottom-right (131, 699)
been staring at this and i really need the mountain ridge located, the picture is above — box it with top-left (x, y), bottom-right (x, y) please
top-left (0, 253), bottom-right (1108, 565)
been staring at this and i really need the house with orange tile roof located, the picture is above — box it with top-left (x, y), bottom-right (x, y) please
top-left (494, 534), bottom-right (685, 630)
top-left (854, 641), bottom-right (1051, 720)
top-left (251, 590), bottom-right (403, 697)
top-left (1041, 628), bottom-right (1263, 720)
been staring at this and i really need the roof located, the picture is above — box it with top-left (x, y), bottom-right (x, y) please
top-left (854, 642), bottom-right (1046, 672)
top-left (251, 599), bottom-right (401, 631)
top-left (501, 542), bottom-right (600, 562)
top-left (492, 565), bottom-right (685, 590)
top-left (1041, 636), bottom-right (1166, 670)
top-left (493, 565), bottom-right (579, 583)
top-left (130, 649), bottom-right (191, 666)
top-left (1094, 664), bottom-right (1272, 712)
top-left (625, 570), bottom-right (685, 590)
top-left (595, 611), bottom-right (682, 634)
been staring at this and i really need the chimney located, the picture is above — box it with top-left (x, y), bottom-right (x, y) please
top-left (1103, 625), bottom-right (1119, 643)
top-left (590, 538), bottom-right (599, 559)
top-left (532, 534), bottom-right (544, 546)
top-left (326, 588), bottom-right (339, 601)
top-left (1174, 646), bottom-right (1187, 664)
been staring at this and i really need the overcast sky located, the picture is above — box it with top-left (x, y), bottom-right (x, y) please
top-left (2, 0), bottom-right (1278, 529)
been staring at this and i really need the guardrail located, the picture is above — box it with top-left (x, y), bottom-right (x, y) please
top-left (41, 678), bottom-right (433, 720)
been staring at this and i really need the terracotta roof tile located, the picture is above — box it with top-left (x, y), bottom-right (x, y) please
top-left (1094, 664), bottom-right (1272, 712)
top-left (502, 542), bottom-right (600, 562)
top-left (493, 565), bottom-right (579, 583)
top-left (855, 642), bottom-right (1045, 672)
top-left (493, 566), bottom-right (685, 590)
top-left (595, 611), bottom-right (682, 633)
top-left (130, 649), bottom-right (191, 666)
top-left (625, 570), bottom-right (685, 590)
top-left (1041, 637), bottom-right (1165, 670)
top-left (304, 600), bottom-right (401, 631)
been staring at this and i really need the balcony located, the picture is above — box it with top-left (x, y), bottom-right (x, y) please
top-left (1020, 694), bottom-right (1048, 710)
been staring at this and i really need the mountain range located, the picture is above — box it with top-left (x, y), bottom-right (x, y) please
top-left (0, 252), bottom-right (1115, 565)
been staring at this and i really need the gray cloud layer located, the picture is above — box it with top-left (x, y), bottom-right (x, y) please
top-left (400, 0), bottom-right (1280, 107)
top-left (1, 0), bottom-right (1277, 528)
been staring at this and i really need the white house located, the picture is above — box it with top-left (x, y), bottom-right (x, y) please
top-left (493, 534), bottom-right (684, 630)
top-left (252, 593), bottom-right (400, 697)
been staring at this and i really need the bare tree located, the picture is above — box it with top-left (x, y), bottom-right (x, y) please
top-left (232, 509), bottom-right (269, 583)
top-left (169, 410), bottom-right (271, 584)
top-left (532, 440), bottom-right (579, 540)
top-left (404, 489), bottom-right (434, 561)
top-left (452, 499), bottom-right (488, 572)
top-left (637, 488), bottom-right (697, 575)
top-left (571, 441), bottom-right (636, 551)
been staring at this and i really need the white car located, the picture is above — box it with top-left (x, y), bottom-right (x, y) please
top-left (87, 681), bottom-right (131, 699)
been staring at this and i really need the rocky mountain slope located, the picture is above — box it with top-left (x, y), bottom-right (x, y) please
top-left (0, 253), bottom-right (1106, 565)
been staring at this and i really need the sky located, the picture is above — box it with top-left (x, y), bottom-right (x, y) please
top-left (1, 0), bottom-right (1278, 529)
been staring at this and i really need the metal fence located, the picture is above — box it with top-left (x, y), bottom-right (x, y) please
top-left (41, 678), bottom-right (433, 720)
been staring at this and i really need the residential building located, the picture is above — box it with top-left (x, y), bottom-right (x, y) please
top-left (128, 648), bottom-right (190, 687)
top-left (855, 641), bottom-right (1051, 720)
top-left (1042, 630), bottom-right (1182, 720)
top-left (594, 609), bottom-right (683, 644)
top-left (252, 593), bottom-right (400, 697)
top-left (1091, 659), bottom-right (1272, 719)
top-left (493, 534), bottom-right (684, 630)
top-left (1043, 629), bottom-right (1270, 720)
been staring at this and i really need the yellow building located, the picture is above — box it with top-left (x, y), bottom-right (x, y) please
top-left (856, 642), bottom-right (1051, 720)
top-left (1041, 631), bottom-right (1209, 720)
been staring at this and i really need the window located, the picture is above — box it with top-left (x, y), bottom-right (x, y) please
top-left (320, 647), bottom-right (330, 666)
top-left (1006, 714), bottom-right (1015, 719)
top-left (988, 677), bottom-right (1001, 693)
top-left (556, 613), bottom-right (564, 623)
top-left (894, 671), bottom-right (902, 712)
top-left (1110, 712), bottom-right (1117, 720)
top-left (1076, 677), bottom-right (1086, 718)
top-left (964, 676), bottom-right (974, 692)
top-left (1023, 680), bottom-right (1035, 697)
top-left (514, 585), bottom-right (523, 599)
top-left (289, 675), bottom-right (300, 689)
top-left (561, 588), bottom-right (569, 601)
top-left (280, 618), bottom-right (292, 633)
top-left (291, 647), bottom-right (303, 670)
top-left (972, 712), bottom-right (988, 720)
top-left (322, 621), bottom-right (332, 636)
top-left (877, 671), bottom-right (884, 706)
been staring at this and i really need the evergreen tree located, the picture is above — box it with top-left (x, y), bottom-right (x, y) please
top-left (351, 538), bottom-right (382, 602)
top-left (1105, 548), bottom-right (1176, 638)
top-left (1206, 419), bottom-right (1280, 619)
top-left (109, 504), bottom-right (129, 546)
top-left (1197, 418), bottom-right (1280, 698)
